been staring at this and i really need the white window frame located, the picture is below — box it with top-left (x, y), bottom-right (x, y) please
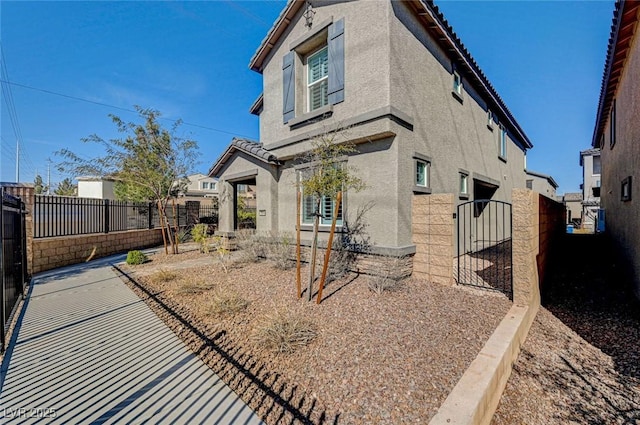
top-left (499, 126), bottom-right (507, 160)
top-left (487, 110), bottom-right (494, 130)
top-left (306, 46), bottom-right (329, 112)
top-left (416, 160), bottom-right (430, 188)
top-left (298, 166), bottom-right (344, 227)
top-left (460, 172), bottom-right (469, 196)
top-left (453, 70), bottom-right (463, 97)
top-left (202, 182), bottom-right (209, 190)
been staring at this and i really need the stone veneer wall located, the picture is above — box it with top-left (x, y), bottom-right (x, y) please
top-left (32, 229), bottom-right (164, 274)
top-left (411, 194), bottom-right (455, 285)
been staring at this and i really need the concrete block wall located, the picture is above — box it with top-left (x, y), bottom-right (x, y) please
top-left (411, 193), bottom-right (455, 285)
top-left (32, 229), bottom-right (164, 274)
top-left (537, 194), bottom-right (565, 289)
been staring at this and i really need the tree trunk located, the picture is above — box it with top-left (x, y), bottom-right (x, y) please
top-left (157, 200), bottom-right (168, 255)
top-left (296, 190), bottom-right (302, 299)
top-left (171, 198), bottom-right (179, 254)
top-left (307, 197), bottom-right (321, 301)
top-left (317, 191), bottom-right (341, 304)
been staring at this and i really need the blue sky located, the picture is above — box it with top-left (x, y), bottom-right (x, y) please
top-left (1, 0), bottom-right (614, 194)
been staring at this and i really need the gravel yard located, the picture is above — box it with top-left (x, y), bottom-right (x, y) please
top-left (119, 244), bottom-right (511, 424)
top-left (493, 234), bottom-right (640, 424)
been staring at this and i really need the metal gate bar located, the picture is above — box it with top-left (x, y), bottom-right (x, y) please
top-left (456, 199), bottom-right (512, 297)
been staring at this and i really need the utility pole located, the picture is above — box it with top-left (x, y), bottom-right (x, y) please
top-left (47, 159), bottom-right (51, 195)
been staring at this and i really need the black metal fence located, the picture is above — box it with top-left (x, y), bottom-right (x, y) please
top-left (34, 195), bottom-right (218, 239)
top-left (456, 199), bottom-right (513, 297)
top-left (1, 189), bottom-right (28, 353)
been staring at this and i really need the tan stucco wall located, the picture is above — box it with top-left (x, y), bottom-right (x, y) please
top-left (600, 26), bottom-right (640, 298)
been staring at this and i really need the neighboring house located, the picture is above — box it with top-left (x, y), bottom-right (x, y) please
top-left (579, 148), bottom-right (601, 231)
top-left (209, 0), bottom-right (532, 256)
top-left (558, 193), bottom-right (582, 226)
top-left (77, 176), bottom-right (116, 200)
top-left (525, 170), bottom-right (558, 199)
top-left (591, 0), bottom-right (640, 297)
top-left (179, 173), bottom-right (219, 200)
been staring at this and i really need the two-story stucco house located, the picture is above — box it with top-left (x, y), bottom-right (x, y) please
top-left (579, 148), bottom-right (601, 232)
top-left (210, 0), bottom-right (532, 261)
top-left (592, 0), bottom-right (640, 298)
top-left (179, 173), bottom-right (219, 200)
top-left (525, 170), bottom-right (558, 200)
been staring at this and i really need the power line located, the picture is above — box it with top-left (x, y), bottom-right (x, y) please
top-left (0, 78), bottom-right (256, 139)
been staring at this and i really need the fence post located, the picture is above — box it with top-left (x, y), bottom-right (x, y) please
top-left (148, 202), bottom-right (154, 229)
top-left (104, 199), bottom-right (110, 234)
top-left (1, 189), bottom-right (5, 353)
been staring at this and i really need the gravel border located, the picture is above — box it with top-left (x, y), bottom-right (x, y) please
top-left (118, 248), bottom-right (511, 424)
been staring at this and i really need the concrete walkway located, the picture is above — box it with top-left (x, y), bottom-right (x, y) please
top-left (0, 254), bottom-right (263, 424)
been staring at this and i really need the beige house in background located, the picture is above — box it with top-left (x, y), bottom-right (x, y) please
top-left (558, 193), bottom-right (582, 226)
top-left (525, 170), bottom-right (558, 200)
top-left (210, 0), bottom-right (533, 255)
top-left (77, 176), bottom-right (116, 200)
top-left (579, 148), bottom-right (601, 231)
top-left (592, 0), bottom-right (640, 297)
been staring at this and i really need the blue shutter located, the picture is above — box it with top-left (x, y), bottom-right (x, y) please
top-left (328, 18), bottom-right (345, 105)
top-left (283, 51), bottom-right (295, 123)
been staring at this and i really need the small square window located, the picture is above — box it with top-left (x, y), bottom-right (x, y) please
top-left (460, 172), bottom-right (469, 195)
top-left (621, 176), bottom-right (632, 201)
top-left (202, 182), bottom-right (209, 189)
top-left (452, 70), bottom-right (463, 98)
top-left (487, 110), bottom-right (494, 130)
top-left (416, 160), bottom-right (429, 187)
top-left (526, 179), bottom-right (533, 190)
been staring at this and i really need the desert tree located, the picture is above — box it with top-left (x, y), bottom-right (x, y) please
top-left (57, 106), bottom-right (198, 254)
top-left (53, 177), bottom-right (77, 196)
top-left (297, 130), bottom-right (365, 302)
top-left (34, 174), bottom-right (48, 195)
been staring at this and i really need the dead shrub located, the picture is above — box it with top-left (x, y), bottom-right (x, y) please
top-left (176, 280), bottom-right (215, 295)
top-left (150, 269), bottom-right (177, 284)
top-left (267, 231), bottom-right (294, 270)
top-left (252, 311), bottom-right (317, 354)
top-left (367, 275), bottom-right (401, 295)
top-left (207, 288), bottom-right (249, 316)
top-left (367, 256), bottom-right (408, 295)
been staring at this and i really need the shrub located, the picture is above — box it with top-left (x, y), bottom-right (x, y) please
top-left (366, 256), bottom-right (408, 295)
top-left (150, 269), bottom-right (177, 284)
top-left (192, 223), bottom-right (210, 253)
top-left (126, 250), bottom-right (147, 265)
top-left (176, 280), bottom-right (214, 295)
top-left (252, 311), bottom-right (317, 354)
top-left (367, 275), bottom-right (401, 295)
top-left (207, 288), bottom-right (249, 316)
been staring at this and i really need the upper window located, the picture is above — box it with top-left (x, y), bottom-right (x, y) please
top-left (621, 176), bottom-right (632, 202)
top-left (499, 126), bottom-right (507, 159)
top-left (452, 70), bottom-right (463, 99)
top-left (307, 47), bottom-right (329, 112)
top-left (610, 99), bottom-right (616, 149)
top-left (592, 156), bottom-right (601, 175)
top-left (202, 182), bottom-right (209, 190)
top-left (487, 110), bottom-right (494, 130)
top-left (526, 179), bottom-right (533, 190)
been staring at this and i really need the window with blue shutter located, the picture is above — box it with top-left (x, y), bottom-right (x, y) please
top-left (307, 47), bottom-right (329, 111)
top-left (328, 18), bottom-right (345, 105)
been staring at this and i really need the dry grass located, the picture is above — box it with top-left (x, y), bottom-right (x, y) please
top-left (150, 269), bottom-right (178, 284)
top-left (252, 310), bottom-right (317, 354)
top-left (367, 276), bottom-right (402, 295)
top-left (176, 280), bottom-right (215, 295)
top-left (207, 288), bottom-right (249, 316)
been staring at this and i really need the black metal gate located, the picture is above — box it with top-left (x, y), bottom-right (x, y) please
top-left (1, 189), bottom-right (28, 353)
top-left (456, 199), bottom-right (512, 296)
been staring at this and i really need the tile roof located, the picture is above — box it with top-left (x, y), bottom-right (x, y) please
top-left (248, 0), bottom-right (532, 150)
top-left (208, 138), bottom-right (280, 178)
top-left (592, 0), bottom-right (640, 147)
top-left (525, 169), bottom-right (559, 189)
top-left (563, 193), bottom-right (583, 202)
